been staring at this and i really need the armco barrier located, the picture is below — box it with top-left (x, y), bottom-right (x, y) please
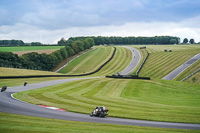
top-left (136, 52), bottom-right (149, 76)
top-left (106, 75), bottom-right (150, 80)
top-left (0, 47), bottom-right (116, 79)
top-left (181, 68), bottom-right (200, 82)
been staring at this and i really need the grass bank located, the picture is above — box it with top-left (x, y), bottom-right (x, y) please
top-left (14, 78), bottom-right (200, 124)
top-left (94, 46), bottom-right (132, 76)
top-left (132, 45), bottom-right (200, 79)
top-left (0, 112), bottom-right (196, 133)
top-left (58, 46), bottom-right (114, 74)
top-left (0, 67), bottom-right (62, 76)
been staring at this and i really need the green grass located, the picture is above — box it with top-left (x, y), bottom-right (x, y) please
top-left (93, 46), bottom-right (132, 76)
top-left (175, 60), bottom-right (200, 82)
top-left (14, 78), bottom-right (200, 124)
top-left (0, 77), bottom-right (71, 87)
top-left (0, 112), bottom-right (194, 133)
top-left (59, 46), bottom-right (132, 76)
top-left (185, 72), bottom-right (200, 84)
top-left (0, 67), bottom-right (63, 76)
top-left (0, 46), bottom-right (64, 52)
top-left (59, 46), bottom-right (114, 74)
top-left (132, 45), bottom-right (200, 79)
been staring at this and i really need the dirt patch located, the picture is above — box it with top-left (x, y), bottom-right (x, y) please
top-left (14, 49), bottom-right (57, 56)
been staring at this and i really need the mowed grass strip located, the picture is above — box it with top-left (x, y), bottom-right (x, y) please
top-left (132, 45), bottom-right (200, 79)
top-left (175, 60), bottom-right (200, 82)
top-left (58, 46), bottom-right (114, 74)
top-left (0, 46), bottom-right (64, 52)
top-left (14, 78), bottom-right (200, 123)
top-left (0, 113), bottom-right (194, 133)
top-left (0, 67), bottom-right (62, 76)
top-left (0, 77), bottom-right (71, 87)
top-left (94, 46), bottom-right (132, 76)
top-left (185, 72), bottom-right (200, 84)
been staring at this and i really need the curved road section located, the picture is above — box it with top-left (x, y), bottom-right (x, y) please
top-left (1, 77), bottom-right (200, 129)
top-left (162, 53), bottom-right (200, 80)
top-left (119, 46), bottom-right (141, 75)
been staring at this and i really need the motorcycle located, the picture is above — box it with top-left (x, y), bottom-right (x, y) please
top-left (90, 106), bottom-right (109, 117)
top-left (1, 86), bottom-right (7, 92)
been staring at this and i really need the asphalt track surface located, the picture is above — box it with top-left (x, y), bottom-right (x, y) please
top-left (119, 46), bottom-right (141, 75)
top-left (1, 77), bottom-right (200, 130)
top-left (162, 53), bottom-right (200, 80)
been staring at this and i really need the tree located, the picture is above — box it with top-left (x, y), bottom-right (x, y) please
top-left (58, 38), bottom-right (67, 45)
top-left (170, 39), bottom-right (177, 44)
top-left (31, 42), bottom-right (42, 46)
top-left (86, 38), bottom-right (95, 47)
top-left (60, 48), bottom-right (68, 59)
top-left (65, 46), bottom-right (75, 56)
top-left (189, 39), bottom-right (195, 44)
top-left (183, 38), bottom-right (188, 44)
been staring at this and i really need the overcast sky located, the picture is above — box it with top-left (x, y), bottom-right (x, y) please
top-left (0, 0), bottom-right (200, 44)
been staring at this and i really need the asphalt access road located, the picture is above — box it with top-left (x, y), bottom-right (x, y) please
top-left (162, 53), bottom-right (200, 80)
top-left (119, 46), bottom-right (141, 75)
top-left (1, 77), bottom-right (200, 130)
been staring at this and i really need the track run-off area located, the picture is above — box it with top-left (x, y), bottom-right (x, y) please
top-left (0, 45), bottom-right (200, 131)
top-left (0, 77), bottom-right (200, 130)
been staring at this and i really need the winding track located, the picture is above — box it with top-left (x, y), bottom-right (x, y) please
top-left (1, 48), bottom-right (200, 130)
top-left (162, 53), bottom-right (200, 80)
top-left (119, 46), bottom-right (141, 75)
top-left (1, 77), bottom-right (200, 130)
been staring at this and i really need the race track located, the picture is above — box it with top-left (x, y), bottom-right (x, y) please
top-left (119, 46), bottom-right (141, 75)
top-left (1, 77), bottom-right (200, 130)
top-left (162, 53), bottom-right (200, 80)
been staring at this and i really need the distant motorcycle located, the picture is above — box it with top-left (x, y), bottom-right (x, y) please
top-left (1, 86), bottom-right (7, 92)
top-left (90, 106), bottom-right (109, 117)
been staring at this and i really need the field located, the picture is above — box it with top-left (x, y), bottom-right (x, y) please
top-left (1, 44), bottom-right (200, 132)
top-left (132, 45), bottom-right (200, 79)
top-left (0, 67), bottom-right (67, 87)
top-left (58, 46), bottom-right (114, 74)
top-left (93, 46), bottom-right (132, 76)
top-left (0, 46), bottom-right (64, 56)
top-left (0, 67), bottom-right (63, 76)
top-left (185, 72), bottom-right (200, 84)
top-left (14, 78), bottom-right (200, 124)
top-left (0, 112), bottom-right (194, 133)
top-left (58, 46), bottom-right (132, 76)
top-left (0, 46), bottom-right (64, 52)
top-left (175, 59), bottom-right (200, 82)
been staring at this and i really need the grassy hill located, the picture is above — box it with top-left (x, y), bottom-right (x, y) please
top-left (0, 67), bottom-right (63, 76)
top-left (174, 59), bottom-right (200, 82)
top-left (2, 44), bottom-right (200, 132)
top-left (94, 46), bottom-right (132, 76)
top-left (58, 46), bottom-right (132, 76)
top-left (1, 112), bottom-right (192, 133)
top-left (58, 46), bottom-right (114, 74)
top-left (14, 78), bottom-right (200, 124)
top-left (132, 45), bottom-right (200, 79)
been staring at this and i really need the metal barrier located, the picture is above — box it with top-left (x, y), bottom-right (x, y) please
top-left (136, 52), bottom-right (149, 76)
top-left (181, 68), bottom-right (200, 82)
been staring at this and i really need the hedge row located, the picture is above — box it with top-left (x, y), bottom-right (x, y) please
top-left (0, 38), bottom-right (95, 71)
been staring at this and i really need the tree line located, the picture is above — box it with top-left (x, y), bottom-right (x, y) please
top-left (182, 38), bottom-right (195, 44)
top-left (0, 38), bottom-right (94, 71)
top-left (0, 40), bottom-right (52, 46)
top-left (64, 36), bottom-right (181, 45)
